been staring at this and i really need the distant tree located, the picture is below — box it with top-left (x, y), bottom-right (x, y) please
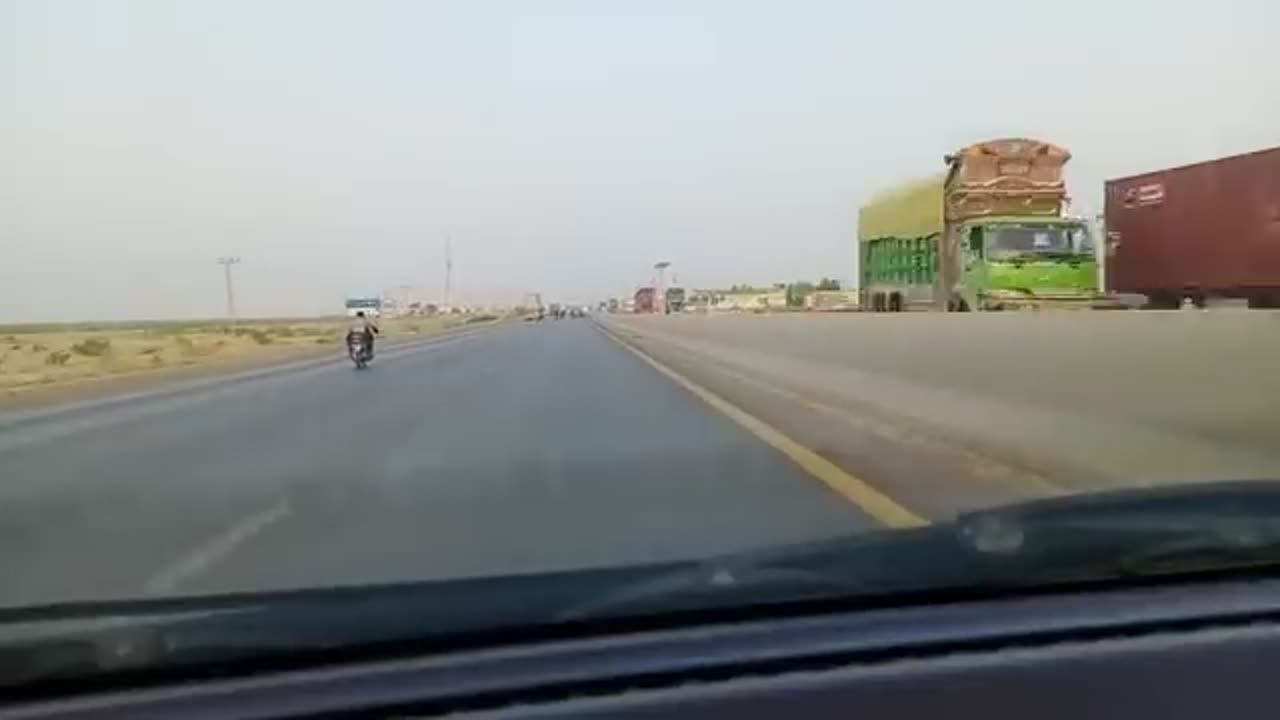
top-left (817, 277), bottom-right (842, 291)
top-left (786, 281), bottom-right (816, 308)
top-left (727, 284), bottom-right (772, 294)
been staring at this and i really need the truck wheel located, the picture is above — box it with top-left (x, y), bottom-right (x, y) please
top-left (1179, 292), bottom-right (1206, 310)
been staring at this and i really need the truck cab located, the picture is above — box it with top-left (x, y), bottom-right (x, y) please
top-left (959, 217), bottom-right (1099, 310)
top-left (944, 139), bottom-right (1104, 311)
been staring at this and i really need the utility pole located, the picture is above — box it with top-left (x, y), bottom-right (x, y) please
top-left (443, 233), bottom-right (454, 311)
top-left (399, 283), bottom-right (413, 317)
top-left (1094, 211), bottom-right (1108, 294)
top-left (216, 256), bottom-right (241, 324)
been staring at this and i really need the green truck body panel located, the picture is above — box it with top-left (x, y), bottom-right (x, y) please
top-left (982, 259), bottom-right (1098, 294)
top-left (858, 138), bottom-right (1103, 310)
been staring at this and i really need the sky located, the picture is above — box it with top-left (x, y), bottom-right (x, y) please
top-left (2, 0), bottom-right (1277, 321)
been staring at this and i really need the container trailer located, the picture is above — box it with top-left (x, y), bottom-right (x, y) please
top-left (1104, 146), bottom-right (1280, 308)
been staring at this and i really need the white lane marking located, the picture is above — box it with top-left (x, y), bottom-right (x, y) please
top-left (143, 500), bottom-right (290, 596)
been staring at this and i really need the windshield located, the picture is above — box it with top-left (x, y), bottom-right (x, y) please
top-left (1, 0), bottom-right (1275, 692)
top-left (985, 225), bottom-right (1093, 259)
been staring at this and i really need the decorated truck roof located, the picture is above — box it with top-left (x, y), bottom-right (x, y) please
top-left (858, 138), bottom-right (1072, 243)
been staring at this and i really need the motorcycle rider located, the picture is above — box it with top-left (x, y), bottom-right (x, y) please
top-left (346, 311), bottom-right (380, 359)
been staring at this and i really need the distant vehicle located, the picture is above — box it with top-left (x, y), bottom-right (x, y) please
top-left (664, 287), bottom-right (686, 314)
top-left (1105, 146), bottom-right (1280, 309)
top-left (634, 287), bottom-right (656, 313)
top-left (344, 297), bottom-right (382, 318)
top-left (859, 138), bottom-right (1110, 312)
top-left (607, 298), bottom-right (619, 313)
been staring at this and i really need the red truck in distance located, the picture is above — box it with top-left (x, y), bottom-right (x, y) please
top-left (633, 287), bottom-right (657, 313)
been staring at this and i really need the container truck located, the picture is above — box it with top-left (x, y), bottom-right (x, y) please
top-left (858, 138), bottom-right (1107, 311)
top-left (664, 287), bottom-right (686, 313)
top-left (1104, 146), bottom-right (1280, 309)
top-left (633, 287), bottom-right (656, 313)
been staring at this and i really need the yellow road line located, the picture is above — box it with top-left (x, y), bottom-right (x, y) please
top-left (691, 357), bottom-right (1065, 499)
top-left (599, 325), bottom-right (927, 528)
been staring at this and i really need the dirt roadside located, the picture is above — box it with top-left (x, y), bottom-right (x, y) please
top-left (0, 319), bottom-right (505, 412)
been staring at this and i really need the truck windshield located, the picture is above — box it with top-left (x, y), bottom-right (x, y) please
top-left (986, 225), bottom-right (1091, 259)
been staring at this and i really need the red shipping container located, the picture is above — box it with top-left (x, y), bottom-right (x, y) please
top-left (633, 287), bottom-right (656, 314)
top-left (1104, 146), bottom-right (1280, 308)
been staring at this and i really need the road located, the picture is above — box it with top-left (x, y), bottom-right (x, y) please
top-left (607, 311), bottom-right (1280, 500)
top-left (0, 320), bottom-right (874, 609)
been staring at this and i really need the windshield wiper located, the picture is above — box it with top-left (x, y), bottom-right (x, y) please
top-left (956, 480), bottom-right (1280, 582)
top-left (560, 480), bottom-right (1280, 620)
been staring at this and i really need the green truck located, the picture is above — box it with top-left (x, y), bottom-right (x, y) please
top-left (858, 138), bottom-right (1103, 311)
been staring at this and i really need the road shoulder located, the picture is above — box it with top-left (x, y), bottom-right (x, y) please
top-left (598, 318), bottom-right (1063, 520)
top-left (0, 320), bottom-right (506, 413)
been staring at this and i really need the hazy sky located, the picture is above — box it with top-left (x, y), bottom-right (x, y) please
top-left (3, 0), bottom-right (1277, 320)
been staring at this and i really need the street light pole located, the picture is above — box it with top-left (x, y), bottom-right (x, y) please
top-left (399, 283), bottom-right (413, 317)
top-left (1094, 211), bottom-right (1108, 294)
top-left (444, 233), bottom-right (454, 311)
top-left (654, 261), bottom-right (671, 314)
top-left (216, 256), bottom-right (241, 325)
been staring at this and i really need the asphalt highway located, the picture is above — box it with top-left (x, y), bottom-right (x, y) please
top-left (608, 311), bottom-right (1280, 495)
top-left (0, 320), bottom-right (873, 608)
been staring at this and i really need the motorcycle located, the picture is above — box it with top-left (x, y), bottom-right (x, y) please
top-left (347, 332), bottom-right (373, 369)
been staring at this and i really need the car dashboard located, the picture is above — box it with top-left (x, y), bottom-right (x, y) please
top-left (3, 573), bottom-right (1278, 718)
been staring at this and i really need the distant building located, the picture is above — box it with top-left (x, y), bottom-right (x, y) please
top-left (805, 290), bottom-right (860, 311)
top-left (714, 290), bottom-right (787, 312)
